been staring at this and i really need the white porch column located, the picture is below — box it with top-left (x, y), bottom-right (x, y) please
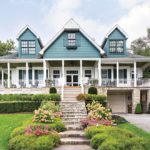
top-left (7, 62), bottom-right (10, 88)
top-left (26, 62), bottom-right (29, 87)
top-left (134, 61), bottom-right (137, 87)
top-left (32, 69), bottom-right (35, 85)
top-left (98, 59), bottom-right (101, 86)
top-left (61, 60), bottom-right (65, 100)
top-left (43, 60), bottom-right (47, 87)
top-left (80, 60), bottom-right (84, 93)
top-left (116, 61), bottom-right (119, 87)
top-left (1, 69), bottom-right (4, 87)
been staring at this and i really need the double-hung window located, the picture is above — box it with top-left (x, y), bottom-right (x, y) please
top-left (21, 40), bottom-right (36, 54)
top-left (109, 40), bottom-right (124, 53)
top-left (85, 70), bottom-right (92, 78)
top-left (67, 33), bottom-right (77, 48)
top-left (53, 70), bottom-right (60, 79)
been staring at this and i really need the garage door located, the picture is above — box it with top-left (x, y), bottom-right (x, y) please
top-left (108, 95), bottom-right (126, 113)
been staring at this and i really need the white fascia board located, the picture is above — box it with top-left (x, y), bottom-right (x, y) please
top-left (105, 24), bottom-right (128, 39)
top-left (16, 25), bottom-right (40, 39)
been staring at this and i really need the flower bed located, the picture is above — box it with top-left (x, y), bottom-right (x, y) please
top-left (9, 101), bottom-right (65, 150)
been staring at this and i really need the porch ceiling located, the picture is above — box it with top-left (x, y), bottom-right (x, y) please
top-left (48, 60), bottom-right (96, 67)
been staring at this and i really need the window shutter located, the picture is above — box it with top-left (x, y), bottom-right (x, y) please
top-left (108, 69), bottom-right (111, 79)
top-left (76, 32), bottom-right (81, 47)
top-left (63, 33), bottom-right (67, 47)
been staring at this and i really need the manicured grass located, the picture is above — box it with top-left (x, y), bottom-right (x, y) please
top-left (0, 113), bottom-right (33, 150)
top-left (118, 123), bottom-right (150, 150)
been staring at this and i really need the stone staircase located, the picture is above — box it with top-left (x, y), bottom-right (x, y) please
top-left (54, 87), bottom-right (93, 150)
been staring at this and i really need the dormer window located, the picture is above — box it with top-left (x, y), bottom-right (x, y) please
top-left (21, 40), bottom-right (36, 54)
top-left (109, 40), bottom-right (124, 53)
top-left (67, 33), bottom-right (77, 49)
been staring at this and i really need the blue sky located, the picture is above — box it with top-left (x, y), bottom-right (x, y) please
top-left (0, 0), bottom-right (150, 46)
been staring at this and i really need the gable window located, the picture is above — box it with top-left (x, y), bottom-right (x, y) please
top-left (109, 40), bottom-right (124, 53)
top-left (21, 40), bottom-right (36, 54)
top-left (67, 33), bottom-right (77, 49)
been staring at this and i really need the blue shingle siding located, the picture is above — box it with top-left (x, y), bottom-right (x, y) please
top-left (43, 31), bottom-right (100, 58)
top-left (18, 29), bottom-right (41, 58)
top-left (103, 28), bottom-right (127, 58)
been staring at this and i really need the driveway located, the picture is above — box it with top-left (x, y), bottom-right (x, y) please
top-left (119, 114), bottom-right (150, 133)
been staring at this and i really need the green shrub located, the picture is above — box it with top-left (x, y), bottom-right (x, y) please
top-left (88, 87), bottom-right (98, 95)
top-left (148, 103), bottom-right (150, 114)
top-left (0, 101), bottom-right (41, 113)
top-left (9, 133), bottom-right (60, 150)
top-left (112, 115), bottom-right (128, 124)
top-left (10, 126), bottom-right (25, 138)
top-left (32, 94), bottom-right (61, 102)
top-left (91, 133), bottom-right (108, 149)
top-left (135, 103), bottom-right (142, 114)
top-left (40, 101), bottom-right (60, 112)
top-left (0, 94), bottom-right (61, 102)
top-left (49, 87), bottom-right (57, 94)
top-left (85, 126), bottom-right (146, 150)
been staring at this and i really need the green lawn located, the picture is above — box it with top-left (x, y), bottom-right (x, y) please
top-left (118, 123), bottom-right (150, 150)
top-left (0, 113), bottom-right (33, 150)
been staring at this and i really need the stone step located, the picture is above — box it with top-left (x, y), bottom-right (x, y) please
top-left (59, 130), bottom-right (85, 138)
top-left (63, 98), bottom-right (77, 101)
top-left (61, 137), bottom-right (90, 145)
top-left (62, 118), bottom-right (86, 122)
top-left (62, 114), bottom-right (87, 117)
top-left (66, 125), bottom-right (83, 130)
top-left (62, 112), bottom-right (87, 115)
top-left (54, 145), bottom-right (94, 150)
top-left (63, 120), bottom-right (82, 125)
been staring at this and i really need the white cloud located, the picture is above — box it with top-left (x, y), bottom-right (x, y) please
top-left (43, 0), bottom-right (108, 45)
top-left (118, 0), bottom-right (145, 9)
top-left (117, 1), bottom-right (150, 45)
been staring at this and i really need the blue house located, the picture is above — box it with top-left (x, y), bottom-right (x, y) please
top-left (0, 19), bottom-right (150, 114)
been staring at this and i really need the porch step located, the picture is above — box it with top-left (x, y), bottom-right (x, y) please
top-left (60, 137), bottom-right (90, 145)
top-left (66, 125), bottom-right (83, 130)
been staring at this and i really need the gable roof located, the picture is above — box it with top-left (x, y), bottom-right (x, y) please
top-left (39, 18), bottom-right (105, 55)
top-left (16, 25), bottom-right (43, 48)
top-left (101, 24), bottom-right (128, 48)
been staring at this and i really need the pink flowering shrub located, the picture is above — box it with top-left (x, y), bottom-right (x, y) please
top-left (25, 125), bottom-right (50, 136)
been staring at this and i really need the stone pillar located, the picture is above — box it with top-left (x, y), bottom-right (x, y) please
top-left (134, 61), bottom-right (137, 87)
top-left (132, 88), bottom-right (140, 113)
top-left (7, 62), bottom-right (10, 88)
top-left (80, 60), bottom-right (83, 93)
top-left (98, 59), bottom-right (101, 86)
top-left (147, 90), bottom-right (150, 111)
top-left (116, 61), bottom-right (119, 87)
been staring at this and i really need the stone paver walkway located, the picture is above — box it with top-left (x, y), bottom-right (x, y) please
top-left (120, 114), bottom-right (150, 132)
top-left (54, 145), bottom-right (94, 150)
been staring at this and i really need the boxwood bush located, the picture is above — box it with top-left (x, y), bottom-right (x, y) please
top-left (0, 94), bottom-right (61, 102)
top-left (49, 87), bottom-right (57, 94)
top-left (0, 101), bottom-right (41, 113)
top-left (88, 87), bottom-right (98, 95)
top-left (135, 103), bottom-right (142, 114)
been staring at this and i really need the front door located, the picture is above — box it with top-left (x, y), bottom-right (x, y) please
top-left (66, 70), bottom-right (78, 86)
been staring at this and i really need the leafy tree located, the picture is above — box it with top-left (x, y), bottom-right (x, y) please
top-left (131, 28), bottom-right (150, 56)
top-left (0, 39), bottom-right (15, 56)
